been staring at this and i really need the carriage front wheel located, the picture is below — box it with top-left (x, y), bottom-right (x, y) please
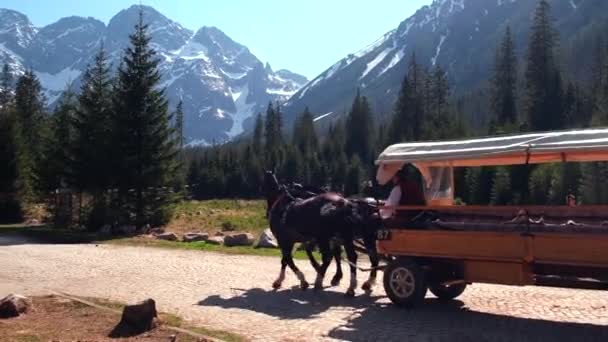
top-left (383, 258), bottom-right (427, 308)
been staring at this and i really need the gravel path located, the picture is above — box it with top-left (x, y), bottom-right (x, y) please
top-left (0, 243), bottom-right (607, 341)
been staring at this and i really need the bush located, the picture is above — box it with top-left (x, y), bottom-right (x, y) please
top-left (0, 198), bottom-right (23, 223)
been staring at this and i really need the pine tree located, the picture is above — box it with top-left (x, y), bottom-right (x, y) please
top-left (345, 89), bottom-right (374, 163)
top-left (491, 26), bottom-right (518, 129)
top-left (252, 113), bottom-right (263, 155)
top-left (175, 100), bottom-right (184, 150)
top-left (0, 63), bottom-right (13, 108)
top-left (428, 65), bottom-right (451, 139)
top-left (389, 53), bottom-right (425, 144)
top-left (42, 89), bottom-right (76, 192)
top-left (490, 167), bottom-right (512, 205)
top-left (525, 0), bottom-right (563, 132)
top-left (293, 107), bottom-right (318, 157)
top-left (71, 47), bottom-right (113, 197)
top-left (112, 10), bottom-right (179, 227)
top-left (13, 70), bottom-right (47, 199)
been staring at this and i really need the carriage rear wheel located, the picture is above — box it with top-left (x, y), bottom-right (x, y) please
top-left (383, 258), bottom-right (427, 308)
top-left (429, 283), bottom-right (467, 301)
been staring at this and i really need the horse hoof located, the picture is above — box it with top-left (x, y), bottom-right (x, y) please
top-left (300, 281), bottom-right (310, 290)
top-left (330, 277), bottom-right (342, 287)
top-left (314, 283), bottom-right (323, 291)
top-left (361, 282), bottom-right (373, 292)
top-left (272, 281), bottom-right (282, 289)
top-left (345, 289), bottom-right (355, 298)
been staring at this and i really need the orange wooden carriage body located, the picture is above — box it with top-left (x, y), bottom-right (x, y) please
top-left (374, 129), bottom-right (608, 306)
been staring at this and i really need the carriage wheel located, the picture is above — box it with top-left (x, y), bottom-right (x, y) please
top-left (383, 258), bottom-right (427, 308)
top-left (429, 283), bottom-right (467, 301)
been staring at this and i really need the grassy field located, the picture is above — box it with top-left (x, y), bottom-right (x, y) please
top-left (166, 199), bottom-right (268, 235)
top-left (0, 295), bottom-right (246, 342)
top-left (0, 200), bottom-right (318, 259)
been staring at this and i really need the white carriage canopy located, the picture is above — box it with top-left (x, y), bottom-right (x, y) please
top-left (375, 128), bottom-right (608, 191)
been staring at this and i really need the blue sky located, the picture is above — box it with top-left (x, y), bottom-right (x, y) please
top-left (2, 0), bottom-right (429, 78)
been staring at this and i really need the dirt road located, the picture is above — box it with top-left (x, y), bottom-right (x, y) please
top-left (1, 243), bottom-right (607, 341)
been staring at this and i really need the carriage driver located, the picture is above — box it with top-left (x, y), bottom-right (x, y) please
top-left (379, 167), bottom-right (426, 220)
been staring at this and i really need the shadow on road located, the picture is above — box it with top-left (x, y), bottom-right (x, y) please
top-left (198, 288), bottom-right (608, 341)
top-left (198, 287), bottom-right (383, 320)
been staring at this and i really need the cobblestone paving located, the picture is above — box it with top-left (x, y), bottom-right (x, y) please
top-left (0, 243), bottom-right (606, 341)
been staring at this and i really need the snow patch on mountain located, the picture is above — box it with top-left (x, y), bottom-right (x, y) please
top-left (569, 0), bottom-right (577, 10)
top-left (313, 112), bottom-right (334, 122)
top-left (176, 40), bottom-right (209, 61)
top-left (35, 68), bottom-right (81, 91)
top-left (431, 34), bottom-right (447, 66)
top-left (379, 47), bottom-right (406, 77)
top-left (361, 45), bottom-right (395, 80)
top-left (228, 85), bottom-right (255, 137)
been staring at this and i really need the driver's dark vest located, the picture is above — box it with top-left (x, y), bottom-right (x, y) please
top-left (399, 180), bottom-right (426, 206)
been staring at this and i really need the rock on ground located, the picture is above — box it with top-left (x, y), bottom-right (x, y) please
top-left (255, 228), bottom-right (278, 248)
top-left (224, 232), bottom-right (255, 247)
top-left (182, 232), bottom-right (209, 243)
top-left (0, 294), bottom-right (32, 318)
top-left (155, 232), bottom-right (178, 241)
top-left (206, 236), bottom-right (224, 245)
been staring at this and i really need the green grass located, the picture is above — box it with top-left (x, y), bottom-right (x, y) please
top-left (107, 237), bottom-right (316, 260)
top-left (0, 200), bottom-right (320, 260)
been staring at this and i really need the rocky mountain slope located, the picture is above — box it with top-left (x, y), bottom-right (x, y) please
top-left (284, 0), bottom-right (607, 128)
top-left (0, 5), bottom-right (307, 144)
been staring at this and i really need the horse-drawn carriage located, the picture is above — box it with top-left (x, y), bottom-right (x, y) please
top-left (375, 128), bottom-right (608, 307)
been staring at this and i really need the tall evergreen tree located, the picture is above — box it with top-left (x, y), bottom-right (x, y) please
top-left (525, 0), bottom-right (563, 131)
top-left (491, 26), bottom-right (518, 129)
top-left (252, 113), bottom-right (263, 155)
top-left (389, 53), bottom-right (425, 144)
top-left (71, 47), bottom-right (113, 198)
top-left (42, 89), bottom-right (76, 192)
top-left (112, 10), bottom-right (179, 227)
top-left (345, 89), bottom-right (374, 163)
top-left (293, 106), bottom-right (319, 157)
top-left (13, 70), bottom-right (47, 198)
top-left (0, 63), bottom-right (13, 108)
top-left (174, 100), bottom-right (184, 150)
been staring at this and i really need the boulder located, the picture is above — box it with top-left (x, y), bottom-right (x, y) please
top-left (0, 294), bottom-right (32, 318)
top-left (119, 225), bottom-right (136, 235)
top-left (255, 229), bottom-right (278, 249)
top-left (110, 299), bottom-right (157, 337)
top-left (149, 227), bottom-right (165, 235)
top-left (206, 236), bottom-right (224, 245)
top-left (182, 232), bottom-right (209, 243)
top-left (100, 225), bottom-right (112, 235)
top-left (155, 232), bottom-right (178, 241)
top-left (224, 232), bottom-right (255, 247)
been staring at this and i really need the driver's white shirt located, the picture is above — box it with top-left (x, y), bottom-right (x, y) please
top-left (380, 185), bottom-right (401, 219)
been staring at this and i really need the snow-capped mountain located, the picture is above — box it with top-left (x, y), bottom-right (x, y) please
top-left (0, 6), bottom-right (308, 144)
top-left (284, 0), bottom-right (606, 127)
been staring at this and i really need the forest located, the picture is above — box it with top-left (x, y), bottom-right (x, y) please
top-left (185, 0), bottom-right (608, 206)
top-left (1, 1), bottom-right (608, 230)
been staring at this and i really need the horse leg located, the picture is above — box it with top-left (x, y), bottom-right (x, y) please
top-left (305, 241), bottom-right (321, 273)
top-left (284, 244), bottom-right (309, 290)
top-left (330, 241), bottom-right (343, 286)
top-left (272, 258), bottom-right (288, 289)
top-left (272, 242), bottom-right (292, 289)
top-left (361, 237), bottom-right (379, 293)
top-left (313, 239), bottom-right (333, 291)
top-left (343, 239), bottom-right (358, 297)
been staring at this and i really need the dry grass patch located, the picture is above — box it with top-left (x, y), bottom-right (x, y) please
top-left (0, 295), bottom-right (246, 342)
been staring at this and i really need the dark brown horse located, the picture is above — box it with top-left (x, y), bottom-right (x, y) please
top-left (264, 171), bottom-right (380, 296)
